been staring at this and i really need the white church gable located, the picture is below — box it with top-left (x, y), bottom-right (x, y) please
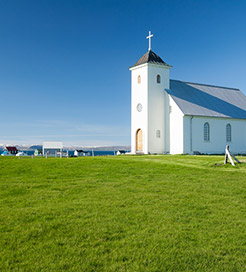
top-left (169, 95), bottom-right (184, 154)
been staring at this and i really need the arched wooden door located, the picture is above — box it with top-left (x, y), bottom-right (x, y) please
top-left (136, 129), bottom-right (143, 151)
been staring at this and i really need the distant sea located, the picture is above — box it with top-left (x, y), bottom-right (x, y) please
top-left (65, 150), bottom-right (118, 156)
top-left (0, 150), bottom-right (125, 156)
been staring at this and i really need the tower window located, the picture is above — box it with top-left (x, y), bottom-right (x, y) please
top-left (226, 124), bottom-right (231, 142)
top-left (157, 74), bottom-right (161, 83)
top-left (204, 122), bottom-right (210, 141)
top-left (156, 130), bottom-right (161, 138)
top-left (138, 75), bottom-right (141, 84)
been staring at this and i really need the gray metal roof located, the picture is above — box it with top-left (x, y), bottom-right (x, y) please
top-left (167, 80), bottom-right (246, 119)
top-left (130, 50), bottom-right (171, 68)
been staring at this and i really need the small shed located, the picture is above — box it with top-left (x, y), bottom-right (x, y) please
top-left (74, 150), bottom-right (89, 157)
top-left (117, 150), bottom-right (126, 155)
top-left (34, 149), bottom-right (42, 156)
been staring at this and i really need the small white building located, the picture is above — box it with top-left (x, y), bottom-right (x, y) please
top-left (130, 32), bottom-right (246, 154)
top-left (43, 142), bottom-right (63, 156)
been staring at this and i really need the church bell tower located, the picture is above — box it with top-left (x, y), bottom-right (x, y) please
top-left (129, 32), bottom-right (172, 154)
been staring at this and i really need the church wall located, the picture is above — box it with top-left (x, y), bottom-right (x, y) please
top-left (130, 64), bottom-right (149, 154)
top-left (147, 64), bottom-right (170, 154)
top-left (164, 91), bottom-right (170, 153)
top-left (169, 96), bottom-right (184, 154)
top-left (183, 116), bottom-right (191, 154)
top-left (189, 116), bottom-right (246, 154)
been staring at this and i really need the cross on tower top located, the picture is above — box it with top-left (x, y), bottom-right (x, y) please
top-left (146, 31), bottom-right (153, 51)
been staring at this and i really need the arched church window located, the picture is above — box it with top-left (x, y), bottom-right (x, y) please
top-left (226, 124), bottom-right (231, 142)
top-left (204, 122), bottom-right (210, 141)
top-left (138, 75), bottom-right (141, 84)
top-left (156, 130), bottom-right (161, 138)
top-left (157, 74), bottom-right (161, 83)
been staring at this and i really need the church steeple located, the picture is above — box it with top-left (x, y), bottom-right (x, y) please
top-left (130, 30), bottom-right (171, 68)
top-left (130, 32), bottom-right (172, 154)
top-left (130, 50), bottom-right (171, 68)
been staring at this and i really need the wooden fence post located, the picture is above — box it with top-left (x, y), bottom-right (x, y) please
top-left (224, 145), bottom-right (241, 166)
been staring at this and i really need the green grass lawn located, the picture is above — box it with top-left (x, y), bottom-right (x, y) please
top-left (1, 155), bottom-right (246, 271)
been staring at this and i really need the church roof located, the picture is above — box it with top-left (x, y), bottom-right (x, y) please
top-left (130, 50), bottom-right (171, 68)
top-left (167, 80), bottom-right (246, 119)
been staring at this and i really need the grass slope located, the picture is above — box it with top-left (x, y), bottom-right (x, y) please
top-left (1, 155), bottom-right (246, 271)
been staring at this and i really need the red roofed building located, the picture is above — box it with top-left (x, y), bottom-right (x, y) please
top-left (5, 146), bottom-right (18, 155)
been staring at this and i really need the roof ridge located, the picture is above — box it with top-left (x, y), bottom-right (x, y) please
top-left (170, 79), bottom-right (240, 91)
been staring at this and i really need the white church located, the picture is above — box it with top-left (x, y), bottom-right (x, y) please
top-left (130, 32), bottom-right (246, 154)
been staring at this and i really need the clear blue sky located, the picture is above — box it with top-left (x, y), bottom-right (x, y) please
top-left (0, 0), bottom-right (246, 146)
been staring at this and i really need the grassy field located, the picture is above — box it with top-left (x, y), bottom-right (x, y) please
top-left (1, 155), bottom-right (246, 271)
